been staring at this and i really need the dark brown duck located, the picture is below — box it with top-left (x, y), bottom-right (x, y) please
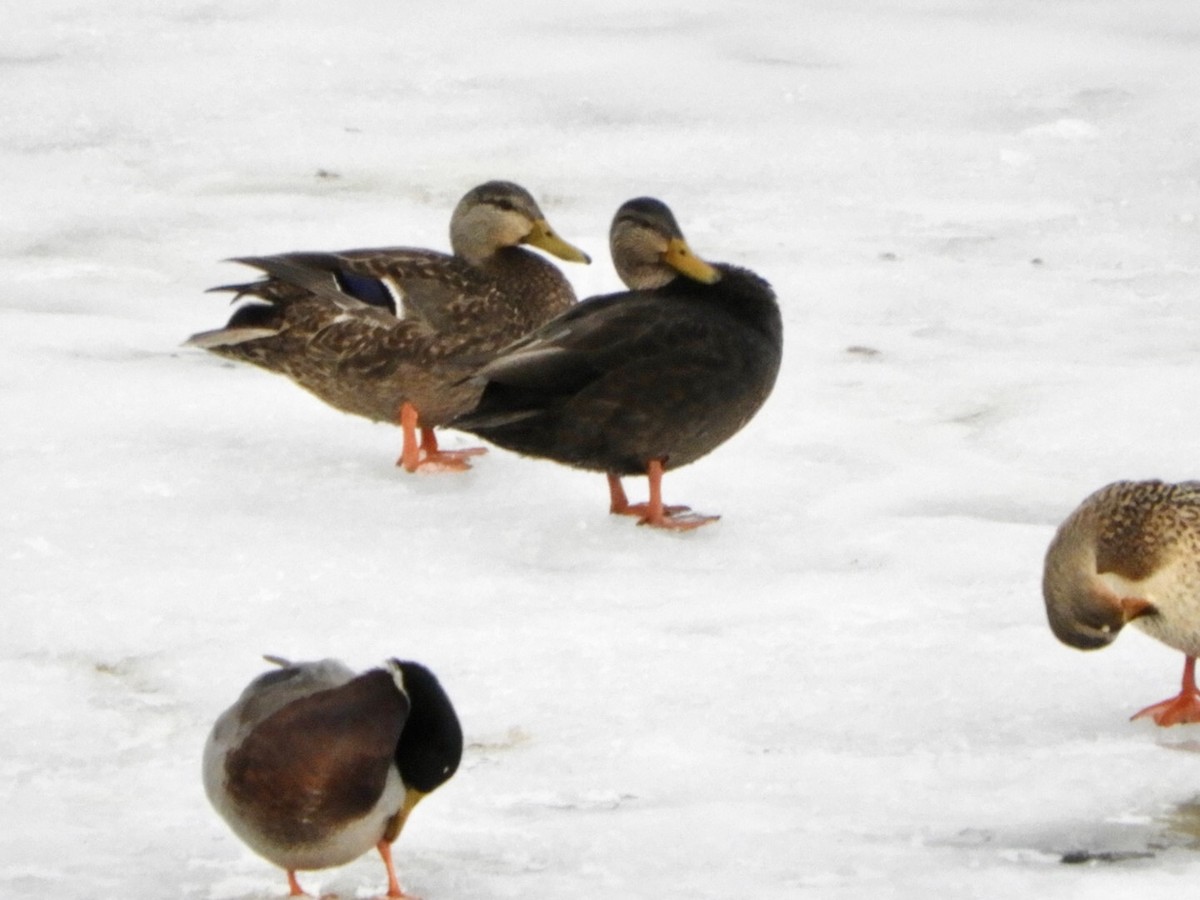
top-left (451, 197), bottom-right (783, 530)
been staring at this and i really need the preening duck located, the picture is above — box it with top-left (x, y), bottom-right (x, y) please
top-left (1044, 479), bottom-right (1200, 725)
top-left (203, 656), bottom-right (462, 896)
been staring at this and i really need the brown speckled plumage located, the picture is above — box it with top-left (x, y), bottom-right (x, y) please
top-left (1090, 481), bottom-right (1200, 582)
top-left (185, 181), bottom-right (589, 451)
top-left (201, 248), bottom-right (577, 427)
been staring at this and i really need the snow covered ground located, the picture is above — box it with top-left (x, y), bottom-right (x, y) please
top-left (4, 1), bottom-right (1200, 897)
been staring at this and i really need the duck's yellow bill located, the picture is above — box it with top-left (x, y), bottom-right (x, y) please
top-left (662, 238), bottom-right (720, 284)
top-left (524, 218), bottom-right (592, 264)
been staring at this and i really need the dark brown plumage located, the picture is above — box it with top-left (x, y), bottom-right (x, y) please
top-left (451, 197), bottom-right (783, 529)
top-left (186, 181), bottom-right (590, 472)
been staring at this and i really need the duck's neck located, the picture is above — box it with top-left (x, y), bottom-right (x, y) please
top-left (482, 247), bottom-right (578, 328)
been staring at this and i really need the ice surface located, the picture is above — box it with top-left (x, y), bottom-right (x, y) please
top-left (4, 2), bottom-right (1200, 898)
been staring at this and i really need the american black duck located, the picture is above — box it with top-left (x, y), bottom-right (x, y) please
top-left (451, 197), bottom-right (782, 529)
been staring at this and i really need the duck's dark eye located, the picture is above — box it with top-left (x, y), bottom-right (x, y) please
top-left (492, 199), bottom-right (517, 212)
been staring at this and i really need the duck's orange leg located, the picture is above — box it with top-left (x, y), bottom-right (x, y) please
top-left (607, 473), bottom-right (634, 514)
top-left (394, 403), bottom-right (484, 473)
top-left (419, 427), bottom-right (487, 470)
top-left (638, 459), bottom-right (717, 530)
top-left (286, 870), bottom-right (307, 896)
top-left (632, 460), bottom-right (719, 531)
top-left (607, 472), bottom-right (691, 518)
top-left (1132, 655), bottom-right (1200, 726)
top-left (396, 402), bottom-right (422, 472)
top-left (377, 839), bottom-right (415, 899)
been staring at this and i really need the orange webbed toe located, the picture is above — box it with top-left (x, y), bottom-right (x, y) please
top-left (395, 406), bottom-right (486, 473)
top-left (637, 509), bottom-right (720, 531)
top-left (609, 461), bottom-right (720, 531)
top-left (1131, 690), bottom-right (1200, 726)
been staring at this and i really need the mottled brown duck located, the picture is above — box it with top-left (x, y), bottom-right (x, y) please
top-left (1044, 479), bottom-right (1200, 725)
top-left (186, 181), bottom-right (590, 472)
top-left (451, 197), bottom-right (783, 530)
top-left (203, 656), bottom-right (462, 897)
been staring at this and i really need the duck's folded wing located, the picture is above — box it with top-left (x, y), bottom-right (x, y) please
top-left (223, 670), bottom-right (410, 838)
top-left (452, 293), bottom-right (703, 430)
top-left (224, 254), bottom-right (384, 313)
top-left (331, 248), bottom-right (499, 331)
top-left (472, 293), bottom-right (670, 389)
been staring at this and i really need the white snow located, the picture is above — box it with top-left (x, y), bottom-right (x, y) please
top-left (4, 2), bottom-right (1200, 898)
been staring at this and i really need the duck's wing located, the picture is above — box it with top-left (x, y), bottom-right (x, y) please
top-left (223, 669), bottom-right (410, 839)
top-left (202, 248), bottom-right (515, 346)
top-left (472, 292), bottom-right (690, 390)
top-left (229, 658), bottom-right (358, 732)
top-left (195, 252), bottom-right (469, 370)
top-left (217, 253), bottom-right (401, 317)
top-left (451, 292), bottom-right (692, 429)
top-left (314, 248), bottom-right (505, 333)
top-left (325, 249), bottom-right (464, 324)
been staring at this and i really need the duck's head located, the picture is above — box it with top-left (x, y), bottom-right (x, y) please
top-left (383, 659), bottom-right (464, 837)
top-left (609, 197), bottom-right (721, 291)
top-left (1042, 528), bottom-right (1158, 650)
top-left (450, 181), bottom-right (591, 267)
top-left (1044, 581), bottom-right (1157, 650)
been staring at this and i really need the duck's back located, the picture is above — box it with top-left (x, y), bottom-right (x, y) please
top-left (1078, 481), bottom-right (1200, 580)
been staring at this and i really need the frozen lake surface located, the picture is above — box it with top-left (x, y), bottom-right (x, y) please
top-left (4, 2), bottom-right (1200, 898)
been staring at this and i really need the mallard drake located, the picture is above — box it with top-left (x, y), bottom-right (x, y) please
top-left (203, 656), bottom-right (462, 897)
top-left (1044, 479), bottom-right (1200, 726)
top-left (450, 197), bottom-right (783, 530)
top-left (186, 181), bottom-right (590, 472)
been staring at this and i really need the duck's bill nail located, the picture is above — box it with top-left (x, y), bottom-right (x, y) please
top-left (662, 238), bottom-right (721, 284)
top-left (524, 219), bottom-right (591, 264)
